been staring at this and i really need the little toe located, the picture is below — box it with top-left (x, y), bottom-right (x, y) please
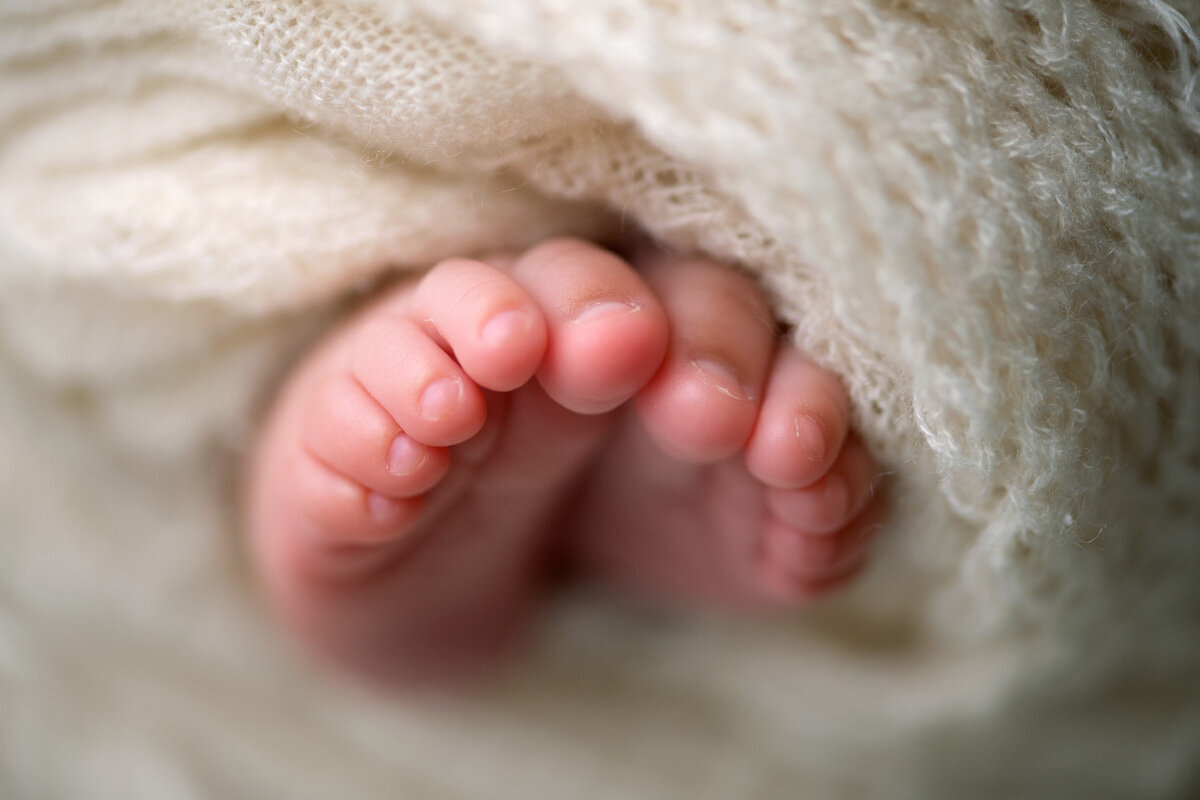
top-left (350, 313), bottom-right (487, 447)
top-left (411, 258), bottom-right (548, 392)
top-left (287, 445), bottom-right (425, 547)
top-left (744, 345), bottom-right (851, 489)
top-left (301, 372), bottom-right (451, 499)
top-left (757, 497), bottom-right (887, 600)
top-left (633, 252), bottom-right (776, 462)
top-left (765, 435), bottom-right (878, 534)
top-left (508, 238), bottom-right (669, 414)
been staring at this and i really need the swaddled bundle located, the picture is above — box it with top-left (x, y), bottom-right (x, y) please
top-left (2, 0), bottom-right (1198, 797)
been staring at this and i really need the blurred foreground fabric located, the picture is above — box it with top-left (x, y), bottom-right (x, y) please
top-left (1, 1), bottom-right (1199, 796)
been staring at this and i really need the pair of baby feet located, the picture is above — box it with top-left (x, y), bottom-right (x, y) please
top-left (246, 239), bottom-right (885, 688)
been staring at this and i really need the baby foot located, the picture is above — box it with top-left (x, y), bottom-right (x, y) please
top-left (566, 251), bottom-right (885, 609)
top-left (245, 239), bottom-right (669, 688)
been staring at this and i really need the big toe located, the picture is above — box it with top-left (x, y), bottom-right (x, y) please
top-left (508, 238), bottom-right (669, 415)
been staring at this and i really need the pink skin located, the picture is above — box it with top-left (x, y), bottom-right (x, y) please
top-left (567, 252), bottom-right (884, 608)
top-left (246, 239), bottom-right (885, 689)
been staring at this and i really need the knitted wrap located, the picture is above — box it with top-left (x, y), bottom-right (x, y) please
top-left (2, 0), bottom-right (1198, 796)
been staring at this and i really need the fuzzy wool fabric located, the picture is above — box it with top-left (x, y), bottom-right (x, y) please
top-left (2, 0), bottom-right (1200, 797)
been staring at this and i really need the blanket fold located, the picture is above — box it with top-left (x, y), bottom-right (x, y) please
top-left (2, 0), bottom-right (1199, 796)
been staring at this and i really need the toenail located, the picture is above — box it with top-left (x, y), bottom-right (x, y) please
top-left (795, 414), bottom-right (827, 462)
top-left (481, 308), bottom-right (535, 348)
top-left (690, 358), bottom-right (752, 401)
top-left (571, 299), bottom-right (640, 323)
top-left (419, 377), bottom-right (463, 420)
top-left (387, 434), bottom-right (428, 476)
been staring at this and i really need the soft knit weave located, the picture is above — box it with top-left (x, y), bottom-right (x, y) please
top-left (2, 0), bottom-right (1199, 797)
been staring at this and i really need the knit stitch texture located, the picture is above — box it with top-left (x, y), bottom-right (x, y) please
top-left (1, 0), bottom-right (1199, 797)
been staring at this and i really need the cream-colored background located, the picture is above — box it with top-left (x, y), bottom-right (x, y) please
top-left (2, 1), bottom-right (1199, 796)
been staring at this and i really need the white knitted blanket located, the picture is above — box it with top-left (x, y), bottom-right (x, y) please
top-left (2, 1), bottom-right (1199, 797)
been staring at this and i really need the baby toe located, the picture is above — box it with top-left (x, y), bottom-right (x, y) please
top-left (302, 372), bottom-right (451, 499)
top-left (350, 313), bottom-right (487, 447)
top-left (757, 498), bottom-right (887, 600)
top-left (633, 252), bottom-right (777, 462)
top-left (508, 238), bottom-right (669, 414)
top-left (411, 258), bottom-right (548, 392)
top-left (744, 346), bottom-right (851, 489)
top-left (765, 435), bottom-right (878, 534)
top-left (287, 446), bottom-right (426, 548)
